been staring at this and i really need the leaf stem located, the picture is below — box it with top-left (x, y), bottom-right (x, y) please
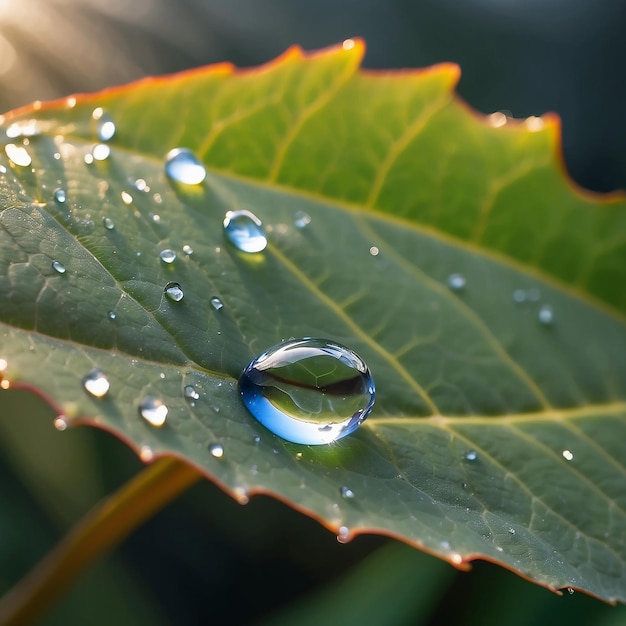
top-left (0, 456), bottom-right (202, 626)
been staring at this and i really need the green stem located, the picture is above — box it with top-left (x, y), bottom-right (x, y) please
top-left (0, 456), bottom-right (202, 626)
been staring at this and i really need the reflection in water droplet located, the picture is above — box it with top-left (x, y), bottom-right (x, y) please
top-left (184, 385), bottom-right (200, 401)
top-left (223, 209), bottom-right (267, 253)
top-left (447, 273), bottom-right (466, 291)
top-left (54, 188), bottom-right (67, 204)
top-left (562, 449), bottom-right (574, 461)
top-left (82, 368), bottom-right (110, 398)
top-left (340, 486), bottom-right (355, 499)
top-left (164, 147), bottom-right (206, 185)
top-left (139, 396), bottom-right (168, 427)
top-left (5, 143), bottom-right (32, 167)
top-left (538, 304), bottom-right (553, 325)
top-left (182, 244), bottom-right (193, 255)
top-left (465, 450), bottom-right (477, 461)
top-left (91, 143), bottom-right (110, 161)
top-left (238, 337), bottom-right (375, 445)
top-left (159, 248), bottom-right (177, 264)
top-left (209, 443), bottom-right (224, 458)
top-left (51, 260), bottom-right (66, 274)
top-left (103, 216), bottom-right (115, 230)
top-left (92, 107), bottom-right (116, 142)
top-left (294, 211), bottom-right (311, 228)
top-left (164, 282), bottom-right (184, 302)
top-left (210, 297), bottom-right (223, 310)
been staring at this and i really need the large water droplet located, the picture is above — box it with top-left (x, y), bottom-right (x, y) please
top-left (164, 147), bottom-right (206, 185)
top-left (139, 396), bottom-right (168, 427)
top-left (210, 297), bottom-right (224, 310)
top-left (238, 338), bottom-right (375, 445)
top-left (223, 209), bottom-right (267, 253)
top-left (53, 188), bottom-right (67, 204)
top-left (538, 304), bottom-right (554, 325)
top-left (159, 248), bottom-right (177, 264)
top-left (82, 368), bottom-right (110, 398)
top-left (92, 107), bottom-right (116, 142)
top-left (164, 282), bottom-right (184, 302)
top-left (51, 260), bottom-right (66, 274)
top-left (5, 143), bottom-right (32, 167)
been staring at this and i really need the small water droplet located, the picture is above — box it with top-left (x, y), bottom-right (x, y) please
top-left (6, 120), bottom-right (40, 139)
top-left (82, 368), bottom-right (110, 398)
top-left (369, 246), bottom-right (380, 256)
top-left (447, 273), bottom-right (466, 291)
top-left (92, 107), bottom-right (116, 142)
top-left (103, 216), bottom-right (115, 230)
top-left (159, 248), bottom-right (177, 264)
top-left (139, 396), bottom-right (168, 427)
top-left (488, 111), bottom-right (507, 127)
top-left (223, 209), bottom-right (267, 253)
top-left (465, 450), bottom-right (478, 461)
top-left (440, 540), bottom-right (451, 550)
top-left (184, 385), bottom-right (200, 401)
top-left (139, 445), bottom-right (155, 462)
top-left (538, 304), bottom-right (554, 325)
top-left (84, 153), bottom-right (94, 165)
top-left (294, 211), bottom-right (311, 228)
top-left (133, 178), bottom-right (148, 191)
top-left (51, 260), bottom-right (66, 274)
top-left (182, 244), bottom-right (193, 255)
top-left (337, 526), bottom-right (350, 543)
top-left (209, 443), bottom-right (224, 458)
top-left (340, 486), bottom-right (355, 499)
top-left (53, 415), bottom-right (69, 431)
top-left (238, 338), bottom-right (375, 445)
top-left (527, 288), bottom-right (541, 302)
top-left (253, 435), bottom-right (261, 444)
top-left (5, 143), bottom-right (32, 167)
top-left (164, 147), bottom-right (206, 185)
top-left (164, 282), bottom-right (184, 302)
top-left (108, 311), bottom-right (117, 320)
top-left (91, 143), bottom-right (110, 161)
top-left (567, 587), bottom-right (575, 595)
top-left (53, 188), bottom-right (67, 204)
top-left (562, 449), bottom-right (574, 461)
top-left (512, 289), bottom-right (526, 303)
top-left (150, 213), bottom-right (161, 223)
top-left (508, 527), bottom-right (516, 535)
top-left (210, 297), bottom-right (223, 310)
top-left (121, 191), bottom-right (133, 205)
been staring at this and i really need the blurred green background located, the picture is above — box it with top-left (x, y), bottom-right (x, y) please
top-left (1, 1), bottom-right (625, 624)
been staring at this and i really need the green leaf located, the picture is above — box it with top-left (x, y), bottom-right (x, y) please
top-left (0, 41), bottom-right (625, 602)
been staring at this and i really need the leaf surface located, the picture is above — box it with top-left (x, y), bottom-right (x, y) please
top-left (0, 41), bottom-right (625, 602)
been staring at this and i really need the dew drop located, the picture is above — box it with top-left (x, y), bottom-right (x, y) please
top-left (53, 188), bottom-right (67, 204)
top-left (139, 445), bottom-right (155, 462)
top-left (182, 244), bottom-right (193, 255)
top-left (159, 248), bottom-right (177, 264)
top-left (508, 527), bottom-right (516, 535)
top-left (447, 273), bottom-right (466, 291)
top-left (538, 304), bottom-right (554, 325)
top-left (465, 450), bottom-right (478, 461)
top-left (53, 415), bottom-right (69, 431)
top-left (121, 191), bottom-right (133, 205)
top-left (108, 311), bottom-right (117, 320)
top-left (84, 153), bottom-right (94, 165)
top-left (103, 216), bottom-right (115, 230)
top-left (337, 526), bottom-right (350, 543)
top-left (82, 368), bottom-right (110, 398)
top-left (567, 587), bottom-right (575, 595)
top-left (91, 143), bottom-right (110, 161)
top-left (253, 435), bottom-right (261, 444)
top-left (92, 107), bottom-right (116, 142)
top-left (51, 260), bottom-right (66, 274)
top-left (184, 385), bottom-right (200, 401)
top-left (512, 289), bottom-right (526, 303)
top-left (369, 246), bottom-right (380, 257)
top-left (133, 178), bottom-right (148, 191)
top-left (210, 297), bottom-right (224, 311)
top-left (139, 396), bottom-right (168, 427)
top-left (527, 288), bottom-right (541, 302)
top-left (223, 209), bottom-right (267, 253)
top-left (294, 211), bottom-right (311, 228)
top-left (340, 486), bottom-right (355, 499)
top-left (164, 282), bottom-right (184, 302)
top-left (238, 337), bottom-right (375, 445)
top-left (164, 147), bottom-right (206, 185)
top-left (5, 143), bottom-right (32, 167)
top-left (209, 443), bottom-right (224, 458)
top-left (562, 449), bottom-right (574, 461)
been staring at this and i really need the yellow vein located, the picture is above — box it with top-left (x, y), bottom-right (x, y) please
top-left (355, 216), bottom-right (552, 409)
top-left (268, 244), bottom-right (439, 414)
top-left (268, 60), bottom-right (357, 182)
top-left (366, 95), bottom-right (449, 208)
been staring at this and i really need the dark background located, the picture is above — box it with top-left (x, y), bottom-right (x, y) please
top-left (0, 1), bottom-right (625, 625)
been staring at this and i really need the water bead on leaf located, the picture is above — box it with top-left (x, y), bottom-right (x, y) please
top-left (164, 282), bottom-right (184, 302)
top-left (5, 143), bottom-right (32, 167)
top-left (51, 260), bottom-right (66, 274)
top-left (159, 248), bottom-right (177, 264)
top-left (210, 297), bottom-right (224, 310)
top-left (164, 147), bottom-right (206, 185)
top-left (447, 273), bottom-right (466, 291)
top-left (223, 209), bottom-right (267, 253)
top-left (82, 368), bottom-right (110, 398)
top-left (238, 338), bottom-right (375, 445)
top-left (139, 396), bottom-right (168, 427)
top-left (92, 107), bottom-right (116, 142)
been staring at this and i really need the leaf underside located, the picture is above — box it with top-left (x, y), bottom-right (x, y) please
top-left (0, 41), bottom-right (625, 602)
